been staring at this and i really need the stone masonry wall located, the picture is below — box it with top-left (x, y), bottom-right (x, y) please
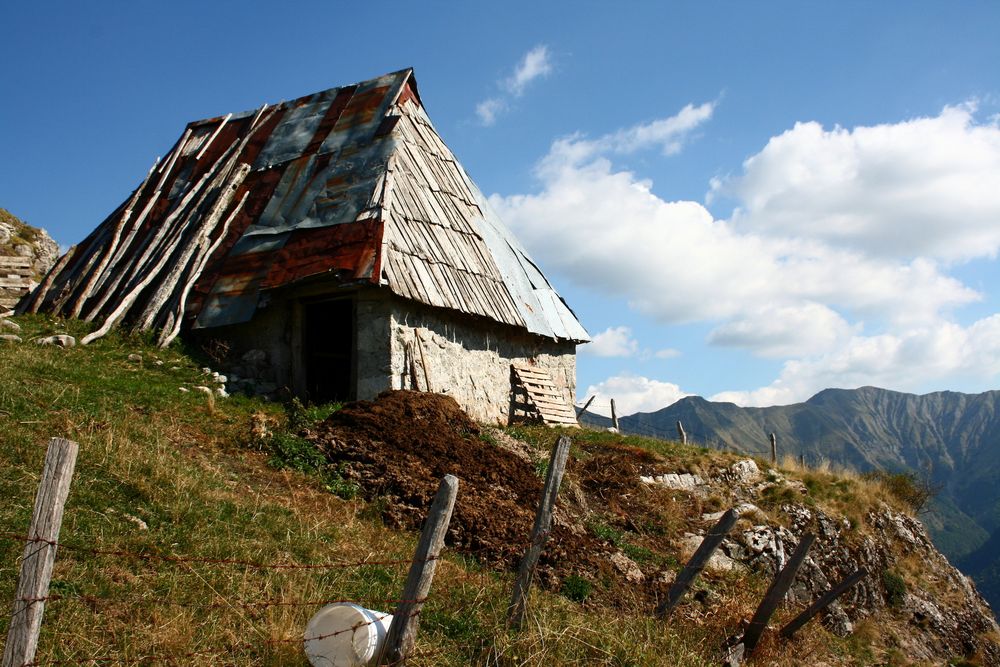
top-left (386, 297), bottom-right (578, 424)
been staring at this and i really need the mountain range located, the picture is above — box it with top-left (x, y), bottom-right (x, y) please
top-left (582, 386), bottom-right (1000, 612)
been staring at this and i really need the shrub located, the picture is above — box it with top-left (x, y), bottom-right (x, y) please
top-left (864, 470), bottom-right (939, 513)
top-left (561, 574), bottom-right (592, 602)
top-left (882, 569), bottom-right (907, 607)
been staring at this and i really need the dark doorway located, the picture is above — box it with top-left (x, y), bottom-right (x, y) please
top-left (303, 298), bottom-right (354, 403)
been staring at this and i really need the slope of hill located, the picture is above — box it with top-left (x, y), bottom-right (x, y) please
top-left (2, 316), bottom-right (997, 664)
top-left (586, 386), bottom-right (1000, 612)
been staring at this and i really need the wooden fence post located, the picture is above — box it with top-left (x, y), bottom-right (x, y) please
top-left (676, 421), bottom-right (687, 445)
top-left (742, 533), bottom-right (816, 655)
top-left (3, 438), bottom-right (79, 667)
top-left (769, 433), bottom-right (777, 465)
top-left (575, 395), bottom-right (595, 417)
top-left (508, 435), bottom-right (572, 628)
top-left (381, 474), bottom-right (458, 665)
top-left (656, 508), bottom-right (739, 619)
top-left (610, 399), bottom-right (619, 431)
top-left (780, 568), bottom-right (867, 639)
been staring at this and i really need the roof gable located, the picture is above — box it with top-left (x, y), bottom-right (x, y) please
top-left (25, 69), bottom-right (589, 345)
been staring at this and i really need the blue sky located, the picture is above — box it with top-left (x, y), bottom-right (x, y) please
top-left (3, 2), bottom-right (1000, 415)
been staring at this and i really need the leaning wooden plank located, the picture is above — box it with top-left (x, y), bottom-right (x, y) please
top-left (780, 568), bottom-right (867, 639)
top-left (66, 157), bottom-right (161, 318)
top-left (137, 162), bottom-right (251, 330)
top-left (158, 191), bottom-right (248, 348)
top-left (20, 245), bottom-right (77, 315)
top-left (657, 509), bottom-right (739, 618)
top-left (742, 533), bottom-right (817, 655)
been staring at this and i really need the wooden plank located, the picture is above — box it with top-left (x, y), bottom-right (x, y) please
top-left (657, 509), bottom-right (739, 618)
top-left (381, 475), bottom-right (459, 665)
top-left (2, 438), bottom-right (79, 667)
top-left (780, 568), bottom-right (867, 639)
top-left (508, 436), bottom-right (572, 628)
top-left (0, 257), bottom-right (32, 268)
top-left (743, 533), bottom-right (817, 655)
top-left (0, 278), bottom-right (31, 289)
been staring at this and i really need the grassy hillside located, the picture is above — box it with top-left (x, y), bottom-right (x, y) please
top-left (0, 314), bottom-right (995, 665)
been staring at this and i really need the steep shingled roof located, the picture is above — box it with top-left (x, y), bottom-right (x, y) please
top-left (25, 69), bottom-right (589, 346)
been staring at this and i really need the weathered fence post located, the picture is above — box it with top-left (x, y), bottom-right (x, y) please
top-left (742, 533), bottom-right (816, 655)
top-left (575, 395), bottom-right (595, 418)
top-left (656, 508), bottom-right (739, 619)
top-left (610, 399), bottom-right (620, 431)
top-left (3, 438), bottom-right (79, 667)
top-left (769, 432), bottom-right (777, 465)
top-left (780, 568), bottom-right (867, 639)
top-left (508, 435), bottom-right (572, 628)
top-left (799, 452), bottom-right (805, 468)
top-left (676, 421), bottom-right (687, 445)
top-left (381, 474), bottom-right (458, 665)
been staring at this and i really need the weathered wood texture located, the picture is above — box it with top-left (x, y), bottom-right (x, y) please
top-left (575, 395), bottom-right (595, 417)
top-left (611, 399), bottom-right (620, 431)
top-left (742, 532), bottom-right (817, 654)
top-left (2, 438), bottom-right (79, 667)
top-left (381, 474), bottom-right (459, 665)
top-left (508, 435), bottom-right (572, 628)
top-left (510, 365), bottom-right (577, 426)
top-left (780, 568), bottom-right (867, 638)
top-left (657, 508), bottom-right (739, 618)
top-left (677, 420), bottom-right (687, 445)
top-left (770, 432), bottom-right (777, 465)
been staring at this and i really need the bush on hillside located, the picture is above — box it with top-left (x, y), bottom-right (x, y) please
top-left (863, 469), bottom-right (940, 514)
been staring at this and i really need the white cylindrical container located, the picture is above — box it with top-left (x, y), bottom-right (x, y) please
top-left (303, 603), bottom-right (394, 667)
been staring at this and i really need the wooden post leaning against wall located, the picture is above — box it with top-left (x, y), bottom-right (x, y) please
top-left (676, 421), bottom-right (687, 445)
top-left (742, 533), bottom-right (817, 655)
top-left (508, 435), bottom-right (572, 629)
top-left (656, 508), bottom-right (739, 619)
top-left (780, 568), bottom-right (867, 639)
top-left (2, 438), bottom-right (79, 667)
top-left (381, 474), bottom-right (459, 665)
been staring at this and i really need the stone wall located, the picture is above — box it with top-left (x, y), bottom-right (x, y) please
top-left (386, 297), bottom-right (577, 424)
top-left (194, 285), bottom-right (579, 423)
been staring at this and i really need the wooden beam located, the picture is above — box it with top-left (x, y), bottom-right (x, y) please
top-left (743, 533), bottom-right (817, 655)
top-left (657, 509), bottom-right (739, 619)
top-left (780, 568), bottom-right (867, 639)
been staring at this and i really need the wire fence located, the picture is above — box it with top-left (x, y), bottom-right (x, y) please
top-left (573, 397), bottom-right (736, 451)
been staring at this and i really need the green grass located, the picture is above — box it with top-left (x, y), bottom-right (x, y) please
top-left (0, 314), bottom-right (960, 665)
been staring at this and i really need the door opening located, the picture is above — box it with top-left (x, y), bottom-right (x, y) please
top-left (303, 298), bottom-right (354, 403)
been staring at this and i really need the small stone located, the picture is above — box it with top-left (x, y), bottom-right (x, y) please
top-left (0, 334), bottom-right (22, 343)
top-left (170, 366), bottom-right (180, 371)
top-left (127, 353), bottom-right (142, 362)
top-left (202, 367), bottom-right (212, 374)
top-left (722, 642), bottom-right (745, 667)
top-left (0, 319), bottom-right (21, 332)
top-left (215, 387), bottom-right (229, 398)
top-left (154, 360), bottom-right (164, 366)
top-left (193, 386), bottom-right (213, 395)
top-left (122, 513), bottom-right (148, 531)
top-left (213, 374), bottom-right (227, 384)
top-left (609, 551), bottom-right (645, 583)
top-left (36, 335), bottom-right (76, 347)
top-left (179, 387), bottom-right (190, 393)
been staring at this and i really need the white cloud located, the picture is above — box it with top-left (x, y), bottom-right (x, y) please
top-left (583, 374), bottom-right (689, 416)
top-left (493, 101), bottom-right (1000, 408)
top-left (654, 348), bottom-right (681, 359)
top-left (476, 45), bottom-right (553, 126)
top-left (715, 104), bottom-right (1000, 262)
top-left (476, 98), bottom-right (505, 127)
top-left (504, 45), bottom-right (552, 96)
top-left (712, 314), bottom-right (1000, 407)
top-left (581, 326), bottom-right (639, 357)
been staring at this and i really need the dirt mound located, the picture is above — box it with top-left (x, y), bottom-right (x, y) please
top-left (308, 391), bottom-right (699, 609)
top-left (310, 391), bottom-right (547, 567)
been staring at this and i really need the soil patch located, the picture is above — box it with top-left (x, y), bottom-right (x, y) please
top-left (307, 391), bottom-right (704, 609)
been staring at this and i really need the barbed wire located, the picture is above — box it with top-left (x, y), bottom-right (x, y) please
top-left (0, 532), bottom-right (436, 571)
top-left (15, 593), bottom-right (427, 611)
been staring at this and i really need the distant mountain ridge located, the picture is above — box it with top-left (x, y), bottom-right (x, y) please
top-left (582, 386), bottom-right (1000, 612)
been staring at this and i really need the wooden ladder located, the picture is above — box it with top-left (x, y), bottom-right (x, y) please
top-left (510, 364), bottom-right (578, 427)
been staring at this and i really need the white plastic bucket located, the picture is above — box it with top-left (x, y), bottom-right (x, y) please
top-left (303, 603), bottom-right (394, 667)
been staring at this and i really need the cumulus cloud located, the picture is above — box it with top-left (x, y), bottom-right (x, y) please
top-left (654, 348), bottom-right (681, 359)
top-left (476, 45), bottom-right (552, 126)
top-left (583, 374), bottom-right (689, 416)
top-left (715, 104), bottom-right (1000, 261)
top-left (493, 101), bottom-right (1000, 407)
top-left (581, 326), bottom-right (639, 357)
